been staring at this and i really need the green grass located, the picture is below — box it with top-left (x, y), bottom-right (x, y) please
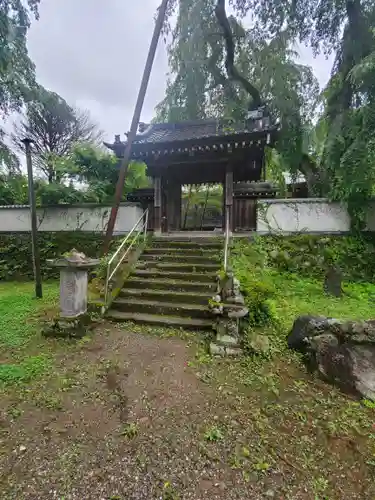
top-left (0, 282), bottom-right (58, 347)
top-left (231, 237), bottom-right (375, 342)
top-left (0, 355), bottom-right (51, 384)
top-left (0, 282), bottom-right (58, 385)
top-left (272, 271), bottom-right (375, 327)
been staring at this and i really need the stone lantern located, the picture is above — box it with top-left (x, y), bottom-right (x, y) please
top-left (47, 249), bottom-right (100, 318)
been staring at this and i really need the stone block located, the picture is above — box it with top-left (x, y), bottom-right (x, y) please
top-left (217, 334), bottom-right (240, 346)
top-left (210, 343), bottom-right (226, 356)
top-left (60, 268), bottom-right (88, 317)
top-left (225, 347), bottom-right (243, 357)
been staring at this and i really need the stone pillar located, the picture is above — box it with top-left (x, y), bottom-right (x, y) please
top-left (47, 250), bottom-right (100, 318)
top-left (154, 176), bottom-right (162, 236)
top-left (224, 164), bottom-right (233, 234)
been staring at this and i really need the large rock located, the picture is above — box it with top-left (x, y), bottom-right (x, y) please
top-left (288, 315), bottom-right (375, 400)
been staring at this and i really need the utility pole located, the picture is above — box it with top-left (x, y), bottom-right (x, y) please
top-left (22, 138), bottom-right (43, 298)
top-left (103, 0), bottom-right (170, 254)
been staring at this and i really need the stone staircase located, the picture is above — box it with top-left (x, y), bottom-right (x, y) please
top-left (106, 237), bottom-right (222, 329)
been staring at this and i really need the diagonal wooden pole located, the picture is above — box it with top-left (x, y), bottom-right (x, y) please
top-left (103, 0), bottom-right (170, 254)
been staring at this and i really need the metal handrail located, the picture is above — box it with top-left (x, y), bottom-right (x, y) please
top-left (104, 208), bottom-right (148, 306)
top-left (223, 208), bottom-right (230, 272)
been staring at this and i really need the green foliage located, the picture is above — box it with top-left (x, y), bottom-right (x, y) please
top-left (231, 236), bottom-right (375, 347)
top-left (231, 240), bottom-right (276, 327)
top-left (0, 232), bottom-right (121, 281)
top-left (204, 425), bottom-right (224, 441)
top-left (120, 422), bottom-right (139, 439)
top-left (0, 143), bottom-right (150, 206)
top-left (0, 0), bottom-right (40, 171)
top-left (0, 282), bottom-right (57, 386)
top-left (0, 172), bottom-right (28, 204)
top-left (254, 234), bottom-right (375, 282)
top-left (163, 1), bottom-right (375, 224)
top-left (12, 86), bottom-right (101, 182)
top-left (71, 144), bottom-right (150, 203)
top-left (0, 282), bottom-right (58, 347)
top-left (0, 355), bottom-right (50, 385)
top-left (159, 0), bottom-right (319, 179)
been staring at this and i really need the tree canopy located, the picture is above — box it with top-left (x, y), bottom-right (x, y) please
top-left (158, 0), bottom-right (319, 176)
top-left (0, 143), bottom-right (150, 206)
top-left (0, 0), bottom-right (40, 172)
top-left (161, 0), bottom-right (375, 228)
top-left (12, 86), bottom-right (102, 182)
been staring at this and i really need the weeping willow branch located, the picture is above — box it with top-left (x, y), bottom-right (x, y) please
top-left (207, 42), bottom-right (241, 105)
top-left (215, 0), bottom-right (262, 109)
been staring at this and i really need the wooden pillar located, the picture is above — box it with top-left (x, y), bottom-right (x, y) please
top-left (154, 176), bottom-right (162, 235)
top-left (224, 164), bottom-right (233, 234)
top-left (174, 183), bottom-right (181, 230)
top-left (166, 181), bottom-right (181, 231)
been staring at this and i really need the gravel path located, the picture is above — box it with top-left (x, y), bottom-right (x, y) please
top-left (0, 324), bottom-right (373, 499)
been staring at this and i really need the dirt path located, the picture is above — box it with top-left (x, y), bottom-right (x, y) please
top-left (0, 324), bottom-right (374, 499)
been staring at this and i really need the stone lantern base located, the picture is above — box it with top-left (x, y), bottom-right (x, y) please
top-left (42, 313), bottom-right (94, 339)
top-left (44, 249), bottom-right (100, 338)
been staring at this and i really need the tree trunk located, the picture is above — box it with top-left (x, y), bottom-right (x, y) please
top-left (215, 0), bottom-right (262, 110)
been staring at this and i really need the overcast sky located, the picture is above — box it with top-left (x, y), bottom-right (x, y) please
top-left (27, 0), bottom-right (334, 144)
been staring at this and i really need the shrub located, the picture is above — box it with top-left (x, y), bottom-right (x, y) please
top-left (0, 232), bottom-right (121, 281)
top-left (256, 234), bottom-right (375, 282)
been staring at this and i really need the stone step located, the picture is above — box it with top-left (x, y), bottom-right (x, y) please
top-left (144, 247), bottom-right (220, 256)
top-left (141, 254), bottom-right (220, 264)
top-left (118, 288), bottom-right (213, 305)
top-left (152, 239), bottom-right (223, 249)
top-left (133, 269), bottom-right (217, 282)
top-left (106, 311), bottom-right (213, 330)
top-left (137, 261), bottom-right (220, 273)
top-left (111, 298), bottom-right (211, 318)
top-left (123, 277), bottom-right (216, 292)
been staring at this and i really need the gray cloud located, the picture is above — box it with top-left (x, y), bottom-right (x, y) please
top-left (27, 0), bottom-right (168, 142)
top-left (27, 1), bottom-right (333, 145)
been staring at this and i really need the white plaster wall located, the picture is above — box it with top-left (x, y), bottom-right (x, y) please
top-left (257, 199), bottom-right (351, 233)
top-left (0, 203), bottom-right (143, 233)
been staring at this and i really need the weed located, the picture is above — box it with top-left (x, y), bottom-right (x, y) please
top-left (35, 393), bottom-right (63, 411)
top-left (59, 376), bottom-right (78, 391)
top-left (120, 422), bottom-right (139, 439)
top-left (312, 477), bottom-right (329, 494)
top-left (7, 406), bottom-right (22, 419)
top-left (188, 344), bottom-right (212, 368)
top-left (362, 399), bottom-right (375, 409)
top-left (204, 426), bottom-right (224, 442)
top-left (252, 460), bottom-right (271, 473)
top-left (162, 481), bottom-right (179, 500)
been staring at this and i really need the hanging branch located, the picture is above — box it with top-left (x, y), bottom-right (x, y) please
top-left (207, 43), bottom-right (242, 105)
top-left (215, 0), bottom-right (263, 110)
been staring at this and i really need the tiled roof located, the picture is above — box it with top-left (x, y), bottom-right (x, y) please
top-left (105, 115), bottom-right (275, 152)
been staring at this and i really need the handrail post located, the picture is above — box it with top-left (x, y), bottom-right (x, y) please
top-left (224, 208), bottom-right (230, 273)
top-left (104, 262), bottom-right (110, 307)
top-left (103, 208), bottom-right (148, 310)
top-left (144, 209), bottom-right (149, 242)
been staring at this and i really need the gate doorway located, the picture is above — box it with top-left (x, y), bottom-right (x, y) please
top-left (181, 184), bottom-right (223, 231)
